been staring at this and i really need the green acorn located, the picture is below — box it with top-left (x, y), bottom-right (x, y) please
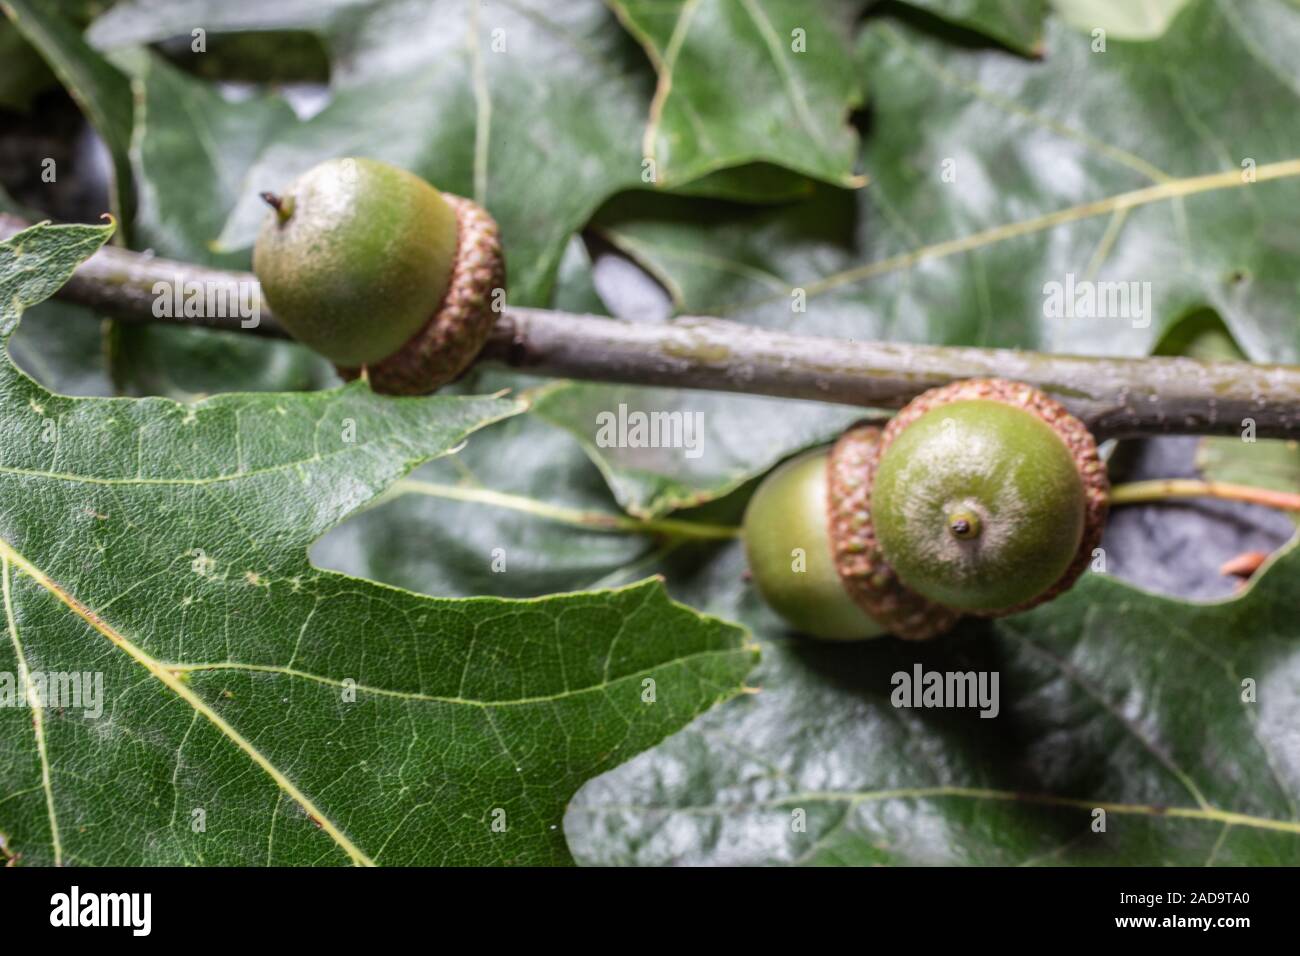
top-left (743, 379), bottom-right (1109, 640)
top-left (253, 157), bottom-right (504, 394)
top-left (743, 449), bottom-right (887, 641)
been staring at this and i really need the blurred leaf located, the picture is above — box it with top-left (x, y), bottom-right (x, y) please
top-left (580, 0), bottom-right (1300, 512)
top-left (1051, 0), bottom-right (1192, 40)
top-left (668, 163), bottom-right (818, 203)
top-left (1196, 438), bottom-right (1300, 518)
top-left (900, 0), bottom-right (1048, 54)
top-left (607, 0), bottom-right (865, 188)
top-left (108, 324), bottom-right (335, 398)
top-left (532, 381), bottom-right (866, 519)
top-left (0, 18), bottom-right (55, 111)
top-left (2, 0), bottom-right (135, 228)
top-left (123, 52), bottom-right (298, 268)
top-left (551, 234), bottom-right (610, 316)
top-left (85, 0), bottom-right (352, 44)
top-left (0, 0), bottom-right (109, 110)
top-left (1151, 307), bottom-right (1245, 362)
top-left (155, 30), bottom-right (331, 84)
top-left (0, 182), bottom-right (30, 216)
top-left (566, 539), bottom-right (1300, 865)
top-left (8, 302), bottom-right (113, 396)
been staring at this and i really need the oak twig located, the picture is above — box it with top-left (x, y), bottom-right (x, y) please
top-left (5, 213), bottom-right (1300, 441)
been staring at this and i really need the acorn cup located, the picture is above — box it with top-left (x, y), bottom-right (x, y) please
top-left (743, 379), bottom-right (1109, 641)
top-left (253, 157), bottom-right (505, 394)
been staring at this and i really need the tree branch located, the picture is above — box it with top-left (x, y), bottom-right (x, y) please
top-left (6, 213), bottom-right (1300, 441)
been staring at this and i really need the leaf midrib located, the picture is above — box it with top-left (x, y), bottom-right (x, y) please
top-left (2, 557), bottom-right (62, 865)
top-left (0, 535), bottom-right (374, 867)
top-left (163, 647), bottom-right (748, 708)
top-left (0, 530), bottom-right (756, 866)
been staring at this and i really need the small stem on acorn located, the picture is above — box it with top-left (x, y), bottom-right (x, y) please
top-left (259, 192), bottom-right (294, 224)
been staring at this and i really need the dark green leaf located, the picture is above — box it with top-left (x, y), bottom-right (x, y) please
top-left (607, 0), bottom-right (865, 188)
top-left (899, 0), bottom-right (1048, 55)
top-left (1052, 0), bottom-right (1192, 41)
top-left (566, 541), bottom-right (1300, 865)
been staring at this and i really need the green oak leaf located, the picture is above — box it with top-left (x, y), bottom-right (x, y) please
top-left (566, 540), bottom-right (1300, 865)
top-left (1051, 0), bottom-right (1192, 40)
top-left (900, 0), bottom-right (1048, 55)
top-left (607, 0), bottom-right (866, 189)
top-left (1, 174), bottom-right (117, 396)
top-left (612, 0), bottom-right (1300, 353)
top-left (0, 222), bottom-right (757, 866)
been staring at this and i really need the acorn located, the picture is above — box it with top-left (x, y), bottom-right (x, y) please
top-left (743, 449), bottom-right (888, 641)
top-left (743, 379), bottom-right (1109, 641)
top-left (253, 157), bottom-right (504, 394)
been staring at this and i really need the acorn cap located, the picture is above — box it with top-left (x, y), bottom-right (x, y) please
top-left (827, 424), bottom-right (962, 641)
top-left (337, 193), bottom-right (505, 395)
top-left (874, 378), bottom-right (1109, 618)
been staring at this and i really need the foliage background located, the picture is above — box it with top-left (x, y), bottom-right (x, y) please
top-left (1, 0), bottom-right (1298, 865)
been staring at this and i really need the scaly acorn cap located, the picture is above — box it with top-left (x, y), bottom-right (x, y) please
top-left (336, 193), bottom-right (505, 394)
top-left (871, 378), bottom-right (1109, 619)
top-left (827, 424), bottom-right (961, 641)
